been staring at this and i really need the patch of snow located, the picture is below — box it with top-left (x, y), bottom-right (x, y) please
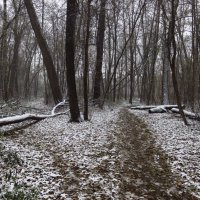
top-left (0, 141), bottom-right (65, 199)
top-left (1, 108), bottom-right (122, 199)
top-left (131, 109), bottom-right (200, 198)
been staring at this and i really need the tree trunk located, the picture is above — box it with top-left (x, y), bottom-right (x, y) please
top-left (161, 6), bottom-right (169, 105)
top-left (112, 1), bottom-right (118, 102)
top-left (0, 0), bottom-right (8, 100)
top-left (23, 0), bottom-right (62, 104)
top-left (129, 39), bottom-right (134, 104)
top-left (93, 0), bottom-right (107, 101)
top-left (83, 0), bottom-right (92, 120)
top-left (167, 0), bottom-right (188, 125)
top-left (8, 34), bottom-right (21, 98)
top-left (66, 0), bottom-right (81, 122)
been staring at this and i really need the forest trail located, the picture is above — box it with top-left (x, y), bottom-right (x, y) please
top-left (0, 108), bottom-right (198, 199)
top-left (114, 108), bottom-right (197, 200)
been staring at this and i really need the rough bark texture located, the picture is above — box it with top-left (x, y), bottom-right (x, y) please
top-left (93, 0), bottom-right (107, 100)
top-left (24, 0), bottom-right (62, 104)
top-left (66, 0), bottom-right (81, 122)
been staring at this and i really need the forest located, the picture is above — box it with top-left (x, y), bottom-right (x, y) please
top-left (0, 0), bottom-right (200, 118)
top-left (0, 0), bottom-right (200, 199)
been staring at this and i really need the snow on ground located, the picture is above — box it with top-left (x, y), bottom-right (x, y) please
top-left (131, 109), bottom-right (200, 198)
top-left (1, 103), bottom-right (200, 199)
top-left (0, 107), bottom-right (121, 199)
top-left (0, 141), bottom-right (64, 199)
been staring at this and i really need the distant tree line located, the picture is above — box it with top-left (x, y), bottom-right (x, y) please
top-left (0, 0), bottom-right (199, 122)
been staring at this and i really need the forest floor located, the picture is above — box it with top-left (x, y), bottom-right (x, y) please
top-left (0, 103), bottom-right (200, 199)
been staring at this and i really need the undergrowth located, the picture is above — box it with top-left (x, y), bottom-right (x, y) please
top-left (0, 143), bottom-right (39, 200)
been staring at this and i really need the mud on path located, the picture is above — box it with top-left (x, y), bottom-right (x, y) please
top-left (0, 108), bottom-right (198, 199)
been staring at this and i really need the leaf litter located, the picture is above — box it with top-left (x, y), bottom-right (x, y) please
top-left (131, 108), bottom-right (200, 199)
top-left (0, 106), bottom-right (199, 199)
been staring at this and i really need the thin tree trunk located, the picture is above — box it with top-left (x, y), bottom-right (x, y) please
top-left (167, 0), bottom-right (188, 125)
top-left (83, 0), bottom-right (92, 120)
top-left (161, 4), bottom-right (169, 105)
top-left (8, 34), bottom-right (21, 98)
top-left (112, 1), bottom-right (118, 102)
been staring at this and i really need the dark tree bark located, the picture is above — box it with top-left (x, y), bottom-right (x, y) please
top-left (83, 0), bottom-right (92, 120)
top-left (129, 5), bottom-right (136, 104)
top-left (122, 0), bottom-right (128, 100)
top-left (66, 0), bottom-right (81, 122)
top-left (93, 0), bottom-right (107, 101)
top-left (129, 40), bottom-right (134, 104)
top-left (112, 0), bottom-right (118, 102)
top-left (0, 0), bottom-right (8, 100)
top-left (161, 4), bottom-right (169, 105)
top-left (23, 0), bottom-right (62, 104)
top-left (191, 0), bottom-right (199, 110)
top-left (167, 0), bottom-right (188, 125)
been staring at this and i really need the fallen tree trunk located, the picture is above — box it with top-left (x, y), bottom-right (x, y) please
top-left (0, 112), bottom-right (69, 126)
top-left (51, 100), bottom-right (68, 115)
top-left (149, 106), bottom-right (167, 113)
top-left (148, 105), bottom-right (185, 113)
top-left (130, 105), bottom-right (157, 110)
top-left (130, 105), bottom-right (185, 112)
top-left (171, 108), bottom-right (199, 120)
top-left (0, 100), bottom-right (69, 126)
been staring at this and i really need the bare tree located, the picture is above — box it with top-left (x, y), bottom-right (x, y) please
top-left (83, 0), bottom-right (92, 120)
top-left (66, 0), bottom-right (81, 122)
top-left (161, 2), bottom-right (169, 105)
top-left (167, 0), bottom-right (188, 125)
top-left (0, 0), bottom-right (8, 100)
top-left (93, 0), bottom-right (107, 102)
top-left (23, 0), bottom-right (62, 104)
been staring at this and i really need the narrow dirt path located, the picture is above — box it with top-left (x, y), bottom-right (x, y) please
top-left (114, 108), bottom-right (198, 200)
top-left (1, 108), bottom-right (198, 199)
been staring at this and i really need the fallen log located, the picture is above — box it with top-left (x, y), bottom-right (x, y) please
top-left (130, 105), bottom-right (157, 110)
top-left (161, 105), bottom-right (185, 109)
top-left (51, 100), bottom-right (68, 115)
top-left (130, 105), bottom-right (185, 112)
top-left (148, 105), bottom-right (186, 113)
top-left (171, 108), bottom-right (199, 120)
top-left (0, 100), bottom-right (69, 126)
top-left (149, 106), bottom-right (167, 113)
top-left (0, 112), bottom-right (69, 126)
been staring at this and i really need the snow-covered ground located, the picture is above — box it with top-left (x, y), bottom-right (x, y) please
top-left (1, 103), bottom-right (200, 199)
top-left (131, 109), bottom-right (200, 198)
top-left (0, 107), bottom-right (121, 199)
top-left (0, 142), bottom-right (64, 199)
